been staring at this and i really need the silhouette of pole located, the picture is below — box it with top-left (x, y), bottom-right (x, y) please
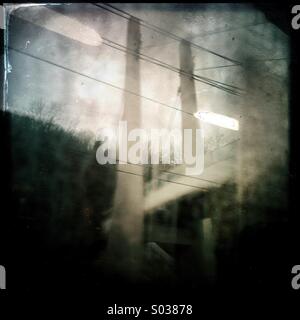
top-left (179, 40), bottom-right (201, 173)
top-left (179, 40), bottom-right (213, 283)
top-left (106, 17), bottom-right (144, 279)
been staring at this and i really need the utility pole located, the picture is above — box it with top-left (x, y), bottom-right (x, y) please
top-left (179, 40), bottom-right (204, 176)
top-left (179, 40), bottom-right (215, 284)
top-left (106, 17), bottom-right (144, 280)
top-left (179, 40), bottom-right (199, 132)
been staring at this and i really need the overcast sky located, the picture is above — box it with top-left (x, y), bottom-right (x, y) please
top-left (5, 3), bottom-right (289, 186)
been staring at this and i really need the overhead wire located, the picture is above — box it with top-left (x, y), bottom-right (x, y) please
top-left (101, 37), bottom-right (244, 95)
top-left (93, 3), bottom-right (242, 66)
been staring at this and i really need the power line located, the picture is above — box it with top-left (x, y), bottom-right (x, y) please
top-left (195, 64), bottom-right (241, 71)
top-left (101, 37), bottom-right (243, 95)
top-left (8, 46), bottom-right (194, 117)
top-left (8, 47), bottom-right (239, 184)
top-left (117, 148), bottom-right (238, 189)
top-left (195, 58), bottom-right (288, 72)
top-left (251, 57), bottom-right (288, 62)
top-left (102, 40), bottom-right (240, 95)
top-left (160, 138), bottom-right (240, 183)
top-left (103, 37), bottom-right (242, 91)
top-left (116, 168), bottom-right (208, 191)
top-left (143, 21), bottom-right (269, 50)
top-left (117, 161), bottom-right (223, 187)
top-left (92, 3), bottom-right (242, 66)
top-left (7, 49), bottom-right (240, 185)
top-left (24, 118), bottom-right (236, 189)
top-left (33, 140), bottom-right (228, 189)
top-left (159, 169), bottom-right (220, 186)
top-left (20, 138), bottom-right (210, 191)
top-left (188, 21), bottom-right (269, 40)
top-left (7, 48), bottom-right (239, 189)
top-left (93, 139), bottom-right (240, 187)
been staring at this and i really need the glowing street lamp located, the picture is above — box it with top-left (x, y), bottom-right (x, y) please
top-left (194, 111), bottom-right (239, 131)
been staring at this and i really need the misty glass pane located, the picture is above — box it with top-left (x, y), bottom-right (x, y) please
top-left (4, 3), bottom-right (289, 291)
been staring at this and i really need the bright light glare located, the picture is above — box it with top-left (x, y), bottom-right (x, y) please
top-left (13, 6), bottom-right (102, 46)
top-left (194, 111), bottom-right (239, 131)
